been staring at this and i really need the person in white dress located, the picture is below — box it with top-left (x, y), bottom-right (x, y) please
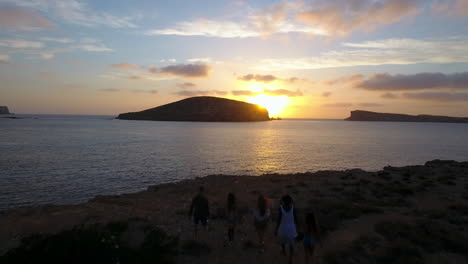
top-left (275, 195), bottom-right (298, 264)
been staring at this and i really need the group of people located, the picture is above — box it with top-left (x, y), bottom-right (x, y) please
top-left (189, 187), bottom-right (321, 264)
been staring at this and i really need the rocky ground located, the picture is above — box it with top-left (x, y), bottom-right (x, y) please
top-left (1, 160), bottom-right (467, 263)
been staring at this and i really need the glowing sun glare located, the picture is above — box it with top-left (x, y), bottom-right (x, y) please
top-left (247, 94), bottom-right (289, 117)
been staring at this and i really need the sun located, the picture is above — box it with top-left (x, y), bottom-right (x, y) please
top-left (247, 94), bottom-right (289, 117)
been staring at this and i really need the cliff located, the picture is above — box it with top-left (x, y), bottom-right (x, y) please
top-left (0, 106), bottom-right (10, 115)
top-left (345, 110), bottom-right (468, 123)
top-left (118, 96), bottom-right (270, 122)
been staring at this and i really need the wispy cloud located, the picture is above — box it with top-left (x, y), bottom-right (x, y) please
top-left (146, 0), bottom-right (421, 38)
top-left (175, 90), bottom-right (227, 97)
top-left (160, 64), bottom-right (211, 78)
top-left (297, 0), bottom-right (421, 37)
top-left (231, 88), bottom-right (303, 97)
top-left (355, 72), bottom-right (468, 91)
top-left (100, 88), bottom-right (120, 92)
top-left (403, 92), bottom-right (468, 101)
top-left (73, 44), bottom-right (112, 52)
top-left (3, 0), bottom-right (137, 28)
top-left (358, 103), bottom-right (384, 107)
top-left (0, 7), bottom-right (53, 31)
top-left (322, 92), bottom-right (332, 97)
top-left (110, 63), bottom-right (140, 70)
top-left (0, 39), bottom-right (43, 48)
top-left (145, 1), bottom-right (326, 38)
top-left (381, 92), bottom-right (399, 99)
top-left (238, 74), bottom-right (277, 83)
top-left (238, 73), bottom-right (310, 84)
top-left (176, 82), bottom-right (196, 89)
top-left (257, 36), bottom-right (468, 70)
top-left (432, 0), bottom-right (468, 16)
top-left (264, 88), bottom-right (303, 97)
top-left (40, 37), bottom-right (74, 43)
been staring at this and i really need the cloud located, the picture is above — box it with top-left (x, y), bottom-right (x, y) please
top-left (187, 57), bottom-right (212, 63)
top-left (177, 82), bottom-right (196, 89)
top-left (0, 7), bottom-right (53, 31)
top-left (322, 103), bottom-right (353, 107)
top-left (175, 90), bottom-right (228, 97)
top-left (40, 37), bottom-right (74, 43)
top-left (148, 66), bottom-right (158, 73)
top-left (381, 92), bottom-right (399, 99)
top-left (145, 2), bottom-right (326, 39)
top-left (3, 0), bottom-right (136, 28)
top-left (0, 39), bottom-right (44, 48)
top-left (0, 54), bottom-right (9, 63)
top-left (238, 74), bottom-right (277, 83)
top-left (160, 64), bottom-right (211, 78)
top-left (231, 88), bottom-right (303, 97)
top-left (257, 36), bottom-right (468, 70)
top-left (238, 73), bottom-right (310, 84)
top-left (101, 88), bottom-right (120, 92)
top-left (325, 74), bottom-right (364, 86)
top-left (322, 92), bottom-right (332, 97)
top-left (297, 0), bottom-right (421, 37)
top-left (133, 89), bottom-right (158, 94)
top-left (110, 63), bottom-right (140, 70)
top-left (358, 103), bottom-right (384, 107)
top-left (232, 90), bottom-right (257, 96)
top-left (73, 44), bottom-right (112, 52)
top-left (402, 92), bottom-right (468, 101)
top-left (432, 0), bottom-right (468, 16)
top-left (355, 72), bottom-right (468, 91)
top-left (264, 88), bottom-right (303, 97)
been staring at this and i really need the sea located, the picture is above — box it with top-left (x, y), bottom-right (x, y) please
top-left (1, 114), bottom-right (468, 211)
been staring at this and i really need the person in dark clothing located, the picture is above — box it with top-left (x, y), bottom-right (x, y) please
top-left (189, 186), bottom-right (210, 238)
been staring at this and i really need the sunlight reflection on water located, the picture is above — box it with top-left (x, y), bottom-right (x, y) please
top-left (1, 116), bottom-right (468, 210)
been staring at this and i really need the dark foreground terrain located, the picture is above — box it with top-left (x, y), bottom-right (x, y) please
top-left (1, 160), bottom-right (467, 263)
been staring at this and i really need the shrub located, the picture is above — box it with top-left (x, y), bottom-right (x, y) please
top-left (1, 221), bottom-right (178, 264)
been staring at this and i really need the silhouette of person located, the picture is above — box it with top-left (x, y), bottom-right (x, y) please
top-left (189, 186), bottom-right (210, 239)
top-left (275, 195), bottom-right (298, 264)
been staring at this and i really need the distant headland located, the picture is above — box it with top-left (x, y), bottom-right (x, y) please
top-left (346, 110), bottom-right (468, 123)
top-left (0, 106), bottom-right (10, 115)
top-left (117, 96), bottom-right (270, 122)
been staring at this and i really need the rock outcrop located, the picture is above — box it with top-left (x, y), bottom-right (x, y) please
top-left (345, 110), bottom-right (468, 123)
top-left (118, 96), bottom-right (270, 122)
top-left (0, 106), bottom-right (10, 115)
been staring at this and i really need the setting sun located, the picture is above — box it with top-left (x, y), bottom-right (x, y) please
top-left (247, 94), bottom-right (289, 117)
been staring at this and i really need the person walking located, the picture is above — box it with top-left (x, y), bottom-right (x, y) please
top-left (253, 195), bottom-right (271, 251)
top-left (226, 192), bottom-right (237, 245)
top-left (275, 195), bottom-right (298, 264)
top-left (189, 186), bottom-right (210, 239)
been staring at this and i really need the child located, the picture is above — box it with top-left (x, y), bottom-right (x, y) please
top-left (253, 195), bottom-right (271, 250)
top-left (276, 195), bottom-right (297, 264)
top-left (226, 193), bottom-right (237, 244)
top-left (303, 212), bottom-right (321, 264)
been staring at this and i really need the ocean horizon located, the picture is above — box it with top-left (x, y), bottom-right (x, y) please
top-left (1, 116), bottom-right (468, 211)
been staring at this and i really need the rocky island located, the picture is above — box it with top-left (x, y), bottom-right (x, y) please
top-left (0, 106), bottom-right (10, 115)
top-left (118, 96), bottom-right (270, 122)
top-left (346, 110), bottom-right (468, 123)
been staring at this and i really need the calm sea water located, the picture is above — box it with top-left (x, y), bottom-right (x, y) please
top-left (1, 115), bottom-right (468, 211)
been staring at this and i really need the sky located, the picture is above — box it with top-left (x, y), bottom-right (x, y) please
top-left (1, 0), bottom-right (468, 118)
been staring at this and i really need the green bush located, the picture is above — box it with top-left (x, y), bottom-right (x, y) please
top-left (1, 221), bottom-right (178, 264)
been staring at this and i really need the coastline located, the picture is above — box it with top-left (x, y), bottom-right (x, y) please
top-left (1, 160), bottom-right (467, 263)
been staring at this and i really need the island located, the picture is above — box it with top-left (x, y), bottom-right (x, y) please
top-left (0, 106), bottom-right (10, 115)
top-left (117, 96), bottom-right (270, 122)
top-left (345, 110), bottom-right (468, 123)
